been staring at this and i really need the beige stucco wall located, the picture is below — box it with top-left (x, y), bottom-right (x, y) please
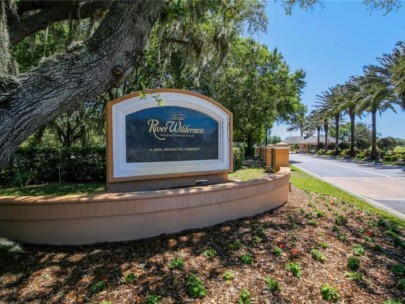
top-left (0, 168), bottom-right (290, 245)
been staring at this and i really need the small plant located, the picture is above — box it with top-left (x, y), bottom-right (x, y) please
top-left (145, 294), bottom-right (161, 304)
top-left (99, 301), bottom-right (112, 304)
top-left (331, 225), bottom-right (339, 232)
top-left (318, 241), bottom-right (329, 249)
top-left (352, 244), bottom-right (365, 256)
top-left (229, 240), bottom-right (242, 250)
top-left (265, 276), bottom-right (280, 292)
top-left (384, 300), bottom-right (403, 304)
top-left (186, 275), bottom-right (207, 298)
top-left (239, 288), bottom-right (251, 304)
top-left (374, 244), bottom-right (385, 253)
top-left (337, 233), bottom-right (346, 241)
top-left (315, 210), bottom-right (326, 218)
top-left (286, 262), bottom-right (302, 278)
top-left (255, 226), bottom-right (266, 236)
top-left (91, 281), bottom-right (106, 293)
top-left (345, 271), bottom-right (363, 282)
top-left (307, 219), bottom-right (318, 227)
top-left (252, 235), bottom-right (262, 243)
top-left (308, 201), bottom-right (316, 208)
top-left (273, 246), bottom-right (282, 257)
top-left (240, 254), bottom-right (253, 264)
top-left (335, 214), bottom-right (348, 225)
top-left (168, 257), bottom-right (185, 269)
top-left (122, 273), bottom-right (137, 283)
top-left (223, 271), bottom-right (235, 281)
top-left (398, 278), bottom-right (405, 291)
top-left (311, 249), bottom-right (326, 263)
top-left (203, 248), bottom-right (217, 258)
top-left (347, 256), bottom-right (360, 271)
top-left (320, 284), bottom-right (340, 302)
top-left (391, 264), bottom-right (405, 276)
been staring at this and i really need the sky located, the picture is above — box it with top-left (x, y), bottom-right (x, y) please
top-left (258, 0), bottom-right (405, 140)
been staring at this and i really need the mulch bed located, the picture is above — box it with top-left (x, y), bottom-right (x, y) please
top-left (0, 186), bottom-right (404, 303)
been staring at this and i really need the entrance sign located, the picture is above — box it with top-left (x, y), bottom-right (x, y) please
top-left (107, 89), bottom-right (232, 185)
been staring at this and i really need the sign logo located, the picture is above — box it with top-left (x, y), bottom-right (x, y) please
top-left (147, 112), bottom-right (205, 141)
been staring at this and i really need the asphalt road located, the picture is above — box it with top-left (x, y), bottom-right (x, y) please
top-left (290, 154), bottom-right (405, 216)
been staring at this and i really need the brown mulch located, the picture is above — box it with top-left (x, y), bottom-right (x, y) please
top-left (0, 186), bottom-right (404, 304)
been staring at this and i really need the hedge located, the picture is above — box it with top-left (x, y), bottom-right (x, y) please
top-left (232, 147), bottom-right (244, 171)
top-left (1, 145), bottom-right (245, 186)
top-left (0, 147), bottom-right (106, 186)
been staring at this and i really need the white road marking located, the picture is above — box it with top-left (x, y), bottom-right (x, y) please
top-left (300, 158), bottom-right (395, 179)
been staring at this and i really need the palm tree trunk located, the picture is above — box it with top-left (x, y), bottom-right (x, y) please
top-left (317, 126), bottom-right (321, 151)
top-left (349, 108), bottom-right (356, 157)
top-left (335, 114), bottom-right (339, 155)
top-left (324, 122), bottom-right (328, 152)
top-left (370, 109), bottom-right (378, 160)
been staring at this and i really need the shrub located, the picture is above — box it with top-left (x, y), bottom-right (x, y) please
top-left (399, 278), bottom-right (405, 291)
top-left (352, 244), bottom-right (365, 256)
top-left (0, 146), bottom-right (106, 185)
top-left (384, 300), bottom-right (404, 304)
top-left (347, 256), bottom-right (360, 271)
top-left (286, 262), bottom-right (302, 278)
top-left (273, 246), bottom-right (283, 256)
top-left (203, 248), bottom-right (217, 258)
top-left (240, 254), bottom-right (253, 264)
top-left (91, 281), bottom-right (106, 293)
top-left (223, 271), bottom-right (235, 281)
top-left (391, 264), bottom-right (405, 276)
top-left (168, 257), bottom-right (185, 269)
top-left (229, 240), bottom-right (242, 250)
top-left (345, 271), bottom-right (363, 282)
top-left (320, 284), bottom-right (340, 302)
top-left (311, 249), bottom-right (326, 263)
top-left (356, 139), bottom-right (370, 151)
top-left (326, 150), bottom-right (334, 156)
top-left (122, 273), bottom-right (137, 283)
top-left (327, 142), bottom-right (336, 150)
top-left (265, 276), bottom-right (280, 292)
top-left (186, 275), bottom-right (207, 298)
top-left (233, 146), bottom-right (245, 171)
top-left (338, 142), bottom-right (349, 150)
top-left (239, 289), bottom-right (251, 304)
top-left (145, 294), bottom-right (161, 304)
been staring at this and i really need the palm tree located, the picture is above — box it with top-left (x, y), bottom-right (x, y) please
top-left (287, 104), bottom-right (307, 136)
top-left (303, 110), bottom-right (323, 150)
top-left (355, 66), bottom-right (397, 160)
top-left (315, 86), bottom-right (344, 154)
top-left (340, 79), bottom-right (362, 156)
top-left (372, 41), bottom-right (405, 109)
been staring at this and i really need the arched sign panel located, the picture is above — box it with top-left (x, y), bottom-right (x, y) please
top-left (107, 89), bottom-right (232, 187)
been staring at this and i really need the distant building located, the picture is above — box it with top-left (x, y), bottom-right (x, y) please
top-left (283, 136), bottom-right (340, 153)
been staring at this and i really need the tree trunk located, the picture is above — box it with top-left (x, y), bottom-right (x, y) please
top-left (335, 114), bottom-right (339, 155)
top-left (349, 108), bottom-right (356, 157)
top-left (316, 126), bottom-right (321, 151)
top-left (324, 122), bottom-right (328, 152)
top-left (371, 109), bottom-right (378, 160)
top-left (247, 133), bottom-right (254, 158)
top-left (0, 0), bottom-right (164, 170)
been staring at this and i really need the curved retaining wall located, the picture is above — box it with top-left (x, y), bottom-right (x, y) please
top-left (0, 168), bottom-right (290, 245)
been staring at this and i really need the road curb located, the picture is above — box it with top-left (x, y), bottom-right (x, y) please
top-left (293, 165), bottom-right (405, 221)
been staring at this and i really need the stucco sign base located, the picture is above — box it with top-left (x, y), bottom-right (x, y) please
top-left (0, 168), bottom-right (290, 245)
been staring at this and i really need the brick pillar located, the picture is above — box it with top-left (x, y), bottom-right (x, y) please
top-left (272, 142), bottom-right (290, 172)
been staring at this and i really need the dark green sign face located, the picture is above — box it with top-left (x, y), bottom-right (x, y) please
top-left (125, 106), bottom-right (219, 163)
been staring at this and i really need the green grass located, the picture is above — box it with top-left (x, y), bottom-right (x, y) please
top-left (0, 183), bottom-right (105, 196)
top-left (290, 165), bottom-right (404, 227)
top-left (393, 146), bottom-right (405, 154)
top-left (229, 167), bottom-right (265, 181)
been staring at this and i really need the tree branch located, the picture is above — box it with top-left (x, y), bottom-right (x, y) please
top-left (8, 0), bottom-right (113, 46)
top-left (0, 0), bottom-right (165, 169)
